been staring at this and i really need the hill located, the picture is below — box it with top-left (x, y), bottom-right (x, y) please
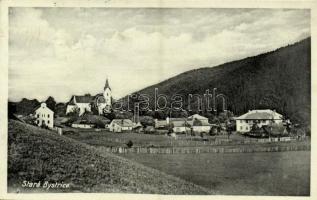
top-left (132, 38), bottom-right (311, 126)
top-left (7, 120), bottom-right (212, 194)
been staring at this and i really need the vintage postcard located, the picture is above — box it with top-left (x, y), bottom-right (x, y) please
top-left (0, 0), bottom-right (316, 199)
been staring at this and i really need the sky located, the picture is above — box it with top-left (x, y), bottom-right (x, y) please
top-left (9, 8), bottom-right (310, 102)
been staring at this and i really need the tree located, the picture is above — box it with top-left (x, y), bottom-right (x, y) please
top-left (126, 140), bottom-right (133, 148)
top-left (139, 116), bottom-right (154, 127)
top-left (45, 96), bottom-right (56, 112)
top-left (166, 123), bottom-right (174, 135)
top-left (66, 106), bottom-right (80, 126)
top-left (226, 121), bottom-right (234, 139)
top-left (55, 103), bottom-right (66, 117)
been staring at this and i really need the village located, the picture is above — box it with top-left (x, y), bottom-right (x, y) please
top-left (22, 78), bottom-right (308, 149)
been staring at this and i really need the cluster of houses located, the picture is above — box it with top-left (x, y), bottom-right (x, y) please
top-left (33, 100), bottom-right (286, 135)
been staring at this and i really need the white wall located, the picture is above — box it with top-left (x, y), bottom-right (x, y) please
top-left (66, 103), bottom-right (91, 116)
top-left (173, 127), bottom-right (189, 133)
top-left (35, 103), bottom-right (54, 128)
top-left (236, 119), bottom-right (282, 133)
top-left (193, 126), bottom-right (211, 133)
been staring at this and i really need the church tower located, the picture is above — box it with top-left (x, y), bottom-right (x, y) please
top-left (103, 78), bottom-right (112, 112)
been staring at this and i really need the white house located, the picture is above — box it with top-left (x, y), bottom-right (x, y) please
top-left (34, 103), bottom-right (54, 128)
top-left (109, 119), bottom-right (134, 133)
top-left (171, 120), bottom-right (191, 133)
top-left (235, 109), bottom-right (284, 133)
top-left (190, 120), bottom-right (211, 133)
top-left (66, 78), bottom-right (112, 116)
top-left (187, 114), bottom-right (211, 133)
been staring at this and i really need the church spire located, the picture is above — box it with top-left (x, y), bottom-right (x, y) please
top-left (104, 78), bottom-right (111, 91)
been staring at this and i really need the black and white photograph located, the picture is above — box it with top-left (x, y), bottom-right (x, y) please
top-left (1, 0), bottom-right (315, 198)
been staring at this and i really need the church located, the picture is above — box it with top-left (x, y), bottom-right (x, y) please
top-left (66, 79), bottom-right (112, 116)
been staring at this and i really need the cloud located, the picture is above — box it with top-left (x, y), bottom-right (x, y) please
top-left (9, 8), bottom-right (310, 102)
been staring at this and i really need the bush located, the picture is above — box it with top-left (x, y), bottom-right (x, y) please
top-left (126, 140), bottom-right (133, 148)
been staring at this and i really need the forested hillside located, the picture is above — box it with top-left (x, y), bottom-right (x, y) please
top-left (133, 38), bottom-right (310, 127)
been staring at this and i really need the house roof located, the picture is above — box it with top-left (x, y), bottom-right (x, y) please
top-left (235, 109), bottom-right (283, 120)
top-left (74, 95), bottom-right (95, 103)
top-left (111, 119), bottom-right (134, 127)
top-left (188, 114), bottom-right (208, 120)
top-left (169, 117), bottom-right (187, 122)
top-left (34, 103), bottom-right (54, 114)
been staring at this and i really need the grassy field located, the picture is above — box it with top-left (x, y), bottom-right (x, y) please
top-left (65, 129), bottom-right (309, 148)
top-left (8, 120), bottom-right (212, 194)
top-left (121, 151), bottom-right (310, 196)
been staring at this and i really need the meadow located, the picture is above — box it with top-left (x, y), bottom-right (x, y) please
top-left (8, 120), bottom-right (212, 194)
top-left (63, 128), bottom-right (311, 196)
top-left (65, 129), bottom-right (309, 148)
top-left (121, 151), bottom-right (310, 196)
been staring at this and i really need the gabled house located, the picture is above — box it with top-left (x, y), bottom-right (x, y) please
top-left (66, 95), bottom-right (94, 116)
top-left (109, 119), bottom-right (134, 133)
top-left (189, 119), bottom-right (212, 133)
top-left (187, 114), bottom-right (211, 133)
top-left (235, 109), bottom-right (284, 133)
top-left (171, 120), bottom-right (191, 133)
top-left (34, 103), bottom-right (54, 128)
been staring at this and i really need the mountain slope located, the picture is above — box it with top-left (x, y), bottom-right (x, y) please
top-left (134, 38), bottom-right (311, 126)
top-left (8, 120), bottom-right (212, 194)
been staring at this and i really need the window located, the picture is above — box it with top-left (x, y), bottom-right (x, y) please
top-left (37, 114), bottom-right (39, 118)
top-left (246, 126), bottom-right (249, 130)
top-left (246, 120), bottom-right (249, 123)
top-left (48, 114), bottom-right (50, 118)
top-left (47, 120), bottom-right (50, 124)
top-left (240, 126), bottom-right (243, 130)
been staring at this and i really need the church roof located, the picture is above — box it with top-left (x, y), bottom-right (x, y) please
top-left (104, 78), bottom-right (111, 90)
top-left (74, 95), bottom-right (95, 103)
top-left (111, 119), bottom-right (133, 127)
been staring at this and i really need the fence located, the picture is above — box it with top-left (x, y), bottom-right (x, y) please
top-left (89, 135), bottom-right (303, 147)
top-left (98, 143), bottom-right (310, 154)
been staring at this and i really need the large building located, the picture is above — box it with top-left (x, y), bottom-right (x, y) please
top-left (34, 102), bottom-right (54, 128)
top-left (66, 78), bottom-right (112, 116)
top-left (235, 109), bottom-right (284, 133)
